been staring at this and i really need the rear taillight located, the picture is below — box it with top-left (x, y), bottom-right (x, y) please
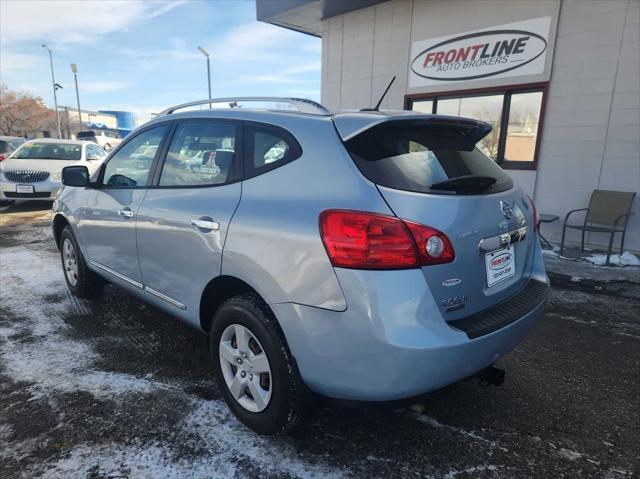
top-left (0, 154), bottom-right (5, 162)
top-left (319, 210), bottom-right (455, 269)
top-left (404, 220), bottom-right (455, 265)
top-left (528, 195), bottom-right (538, 231)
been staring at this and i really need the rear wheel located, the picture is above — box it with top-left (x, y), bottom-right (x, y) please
top-left (60, 226), bottom-right (105, 299)
top-left (210, 293), bottom-right (305, 435)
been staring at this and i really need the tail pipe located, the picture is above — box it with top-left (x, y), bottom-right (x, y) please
top-left (475, 365), bottom-right (505, 387)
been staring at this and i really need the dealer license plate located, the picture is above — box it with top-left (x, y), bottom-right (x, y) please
top-left (16, 185), bottom-right (34, 194)
top-left (485, 245), bottom-right (515, 288)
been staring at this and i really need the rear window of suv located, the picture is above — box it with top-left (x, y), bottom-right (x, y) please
top-left (345, 119), bottom-right (513, 195)
top-left (76, 131), bottom-right (96, 140)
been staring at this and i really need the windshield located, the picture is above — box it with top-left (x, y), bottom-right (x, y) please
top-left (12, 142), bottom-right (82, 161)
top-left (345, 121), bottom-right (513, 195)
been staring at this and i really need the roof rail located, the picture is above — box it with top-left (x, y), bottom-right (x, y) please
top-left (157, 97), bottom-right (331, 116)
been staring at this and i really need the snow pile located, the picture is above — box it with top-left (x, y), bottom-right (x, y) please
top-left (584, 251), bottom-right (640, 267)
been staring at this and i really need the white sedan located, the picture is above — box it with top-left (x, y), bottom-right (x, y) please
top-left (0, 139), bottom-right (107, 202)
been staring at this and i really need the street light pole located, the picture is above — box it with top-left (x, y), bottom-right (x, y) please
top-left (197, 46), bottom-right (212, 106)
top-left (71, 63), bottom-right (82, 133)
top-left (41, 44), bottom-right (62, 138)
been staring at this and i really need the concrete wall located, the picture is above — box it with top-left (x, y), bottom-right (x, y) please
top-left (321, 0), bottom-right (640, 252)
top-left (534, 0), bottom-right (640, 252)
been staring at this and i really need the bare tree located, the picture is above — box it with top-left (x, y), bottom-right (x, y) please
top-left (0, 84), bottom-right (56, 137)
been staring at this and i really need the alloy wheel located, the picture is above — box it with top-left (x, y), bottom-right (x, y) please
top-left (62, 238), bottom-right (79, 287)
top-left (219, 323), bottom-right (272, 412)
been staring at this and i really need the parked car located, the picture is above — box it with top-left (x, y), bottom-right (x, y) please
top-left (0, 139), bottom-right (107, 202)
top-left (76, 130), bottom-right (122, 151)
top-left (0, 136), bottom-right (27, 161)
top-left (52, 97), bottom-right (549, 435)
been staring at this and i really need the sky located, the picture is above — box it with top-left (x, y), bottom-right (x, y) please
top-left (0, 0), bottom-right (321, 121)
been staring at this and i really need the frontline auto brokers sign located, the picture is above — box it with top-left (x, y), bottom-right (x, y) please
top-left (409, 17), bottom-right (551, 87)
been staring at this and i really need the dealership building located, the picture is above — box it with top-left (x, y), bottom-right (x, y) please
top-left (258, 0), bottom-right (640, 253)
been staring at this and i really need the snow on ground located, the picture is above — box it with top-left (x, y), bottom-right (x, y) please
top-left (2, 216), bottom-right (638, 478)
top-left (39, 399), bottom-right (343, 479)
top-left (542, 247), bottom-right (640, 268)
top-left (0, 243), bottom-right (345, 478)
top-left (584, 251), bottom-right (640, 267)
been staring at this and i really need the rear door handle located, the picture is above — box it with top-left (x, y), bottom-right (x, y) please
top-left (192, 218), bottom-right (219, 232)
top-left (118, 208), bottom-right (135, 219)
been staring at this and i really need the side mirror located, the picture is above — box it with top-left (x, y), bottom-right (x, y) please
top-left (62, 165), bottom-right (90, 187)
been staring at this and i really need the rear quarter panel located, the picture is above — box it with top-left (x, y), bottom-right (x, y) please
top-left (222, 116), bottom-right (393, 311)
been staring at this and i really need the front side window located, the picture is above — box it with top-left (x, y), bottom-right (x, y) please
top-left (159, 122), bottom-right (236, 187)
top-left (102, 126), bottom-right (166, 188)
top-left (12, 142), bottom-right (82, 161)
top-left (409, 86), bottom-right (545, 169)
top-left (87, 144), bottom-right (107, 160)
top-left (244, 124), bottom-right (301, 178)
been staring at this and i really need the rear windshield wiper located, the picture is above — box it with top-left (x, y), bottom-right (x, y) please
top-left (430, 175), bottom-right (497, 191)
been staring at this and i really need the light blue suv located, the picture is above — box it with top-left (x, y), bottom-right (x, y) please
top-left (53, 98), bottom-right (549, 434)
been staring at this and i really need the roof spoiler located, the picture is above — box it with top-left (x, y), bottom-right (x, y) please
top-left (334, 114), bottom-right (492, 147)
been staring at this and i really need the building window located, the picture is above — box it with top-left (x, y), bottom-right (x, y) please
top-left (408, 84), bottom-right (547, 170)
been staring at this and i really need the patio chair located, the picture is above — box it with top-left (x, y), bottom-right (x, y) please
top-left (560, 189), bottom-right (636, 265)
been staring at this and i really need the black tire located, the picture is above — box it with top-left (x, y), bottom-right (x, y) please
top-left (59, 226), bottom-right (105, 299)
top-left (210, 293), bottom-right (306, 435)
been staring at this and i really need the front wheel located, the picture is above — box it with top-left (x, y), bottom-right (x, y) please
top-left (210, 293), bottom-right (306, 435)
top-left (60, 226), bottom-right (105, 299)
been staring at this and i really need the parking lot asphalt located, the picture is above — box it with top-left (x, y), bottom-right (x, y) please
top-left (1, 202), bottom-right (638, 479)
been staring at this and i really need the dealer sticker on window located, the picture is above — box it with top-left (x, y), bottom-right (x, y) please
top-left (485, 245), bottom-right (515, 288)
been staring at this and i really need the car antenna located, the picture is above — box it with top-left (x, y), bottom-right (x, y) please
top-left (360, 76), bottom-right (396, 112)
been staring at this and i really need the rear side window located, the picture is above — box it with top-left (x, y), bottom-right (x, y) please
top-left (159, 122), bottom-right (237, 187)
top-left (244, 124), bottom-right (301, 178)
top-left (345, 120), bottom-right (513, 195)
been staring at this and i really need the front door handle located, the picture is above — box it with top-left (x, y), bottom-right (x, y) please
top-left (118, 208), bottom-right (135, 219)
top-left (192, 218), bottom-right (219, 232)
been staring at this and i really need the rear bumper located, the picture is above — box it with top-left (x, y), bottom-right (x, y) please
top-left (0, 179), bottom-right (61, 201)
top-left (272, 243), bottom-right (549, 401)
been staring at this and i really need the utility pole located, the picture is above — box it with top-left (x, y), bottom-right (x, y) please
top-left (197, 46), bottom-right (212, 106)
top-left (41, 44), bottom-right (62, 138)
top-left (71, 63), bottom-right (82, 133)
